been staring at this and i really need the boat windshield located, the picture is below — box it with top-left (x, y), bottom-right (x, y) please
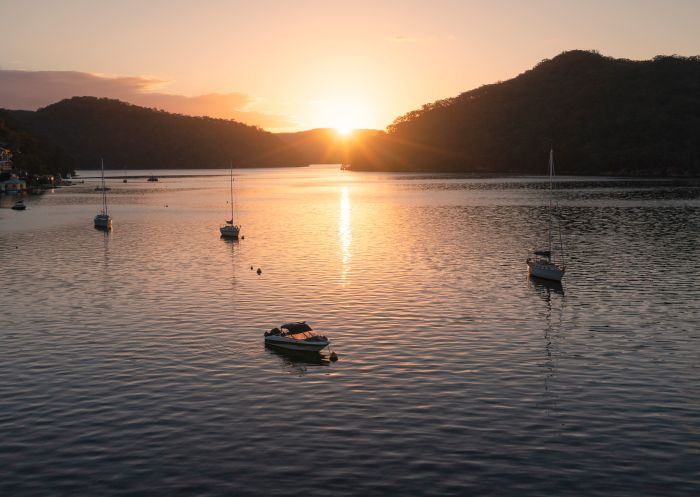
top-left (281, 322), bottom-right (313, 333)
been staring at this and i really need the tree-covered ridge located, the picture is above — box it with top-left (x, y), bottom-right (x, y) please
top-left (351, 50), bottom-right (700, 175)
top-left (0, 111), bottom-right (75, 176)
top-left (3, 51), bottom-right (699, 176)
top-left (9, 97), bottom-right (305, 169)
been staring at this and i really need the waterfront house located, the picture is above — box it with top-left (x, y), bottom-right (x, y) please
top-left (0, 147), bottom-right (11, 172)
top-left (1, 178), bottom-right (27, 194)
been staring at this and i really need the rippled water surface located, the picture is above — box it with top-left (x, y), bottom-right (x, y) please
top-left (1, 166), bottom-right (699, 496)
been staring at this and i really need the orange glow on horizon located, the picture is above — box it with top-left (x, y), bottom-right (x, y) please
top-left (311, 97), bottom-right (374, 132)
top-left (336, 126), bottom-right (354, 136)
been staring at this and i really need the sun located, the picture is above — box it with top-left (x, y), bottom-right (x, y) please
top-left (311, 97), bottom-right (371, 134)
top-left (335, 124), bottom-right (354, 135)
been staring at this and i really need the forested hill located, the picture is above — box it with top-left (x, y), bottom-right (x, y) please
top-left (350, 50), bottom-right (700, 175)
top-left (7, 97), bottom-right (305, 169)
top-left (0, 111), bottom-right (75, 176)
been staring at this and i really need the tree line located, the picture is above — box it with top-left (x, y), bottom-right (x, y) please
top-left (349, 50), bottom-right (700, 176)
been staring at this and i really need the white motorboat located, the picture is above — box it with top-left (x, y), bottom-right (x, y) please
top-left (527, 149), bottom-right (565, 281)
top-left (11, 199), bottom-right (26, 210)
top-left (264, 322), bottom-right (330, 352)
top-left (220, 163), bottom-right (241, 239)
top-left (94, 158), bottom-right (112, 230)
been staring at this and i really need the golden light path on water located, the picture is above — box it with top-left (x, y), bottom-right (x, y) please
top-left (339, 186), bottom-right (351, 286)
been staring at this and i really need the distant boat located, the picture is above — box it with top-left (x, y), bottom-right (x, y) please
top-left (57, 174), bottom-right (72, 186)
top-left (94, 158), bottom-right (112, 230)
top-left (11, 199), bottom-right (26, 210)
top-left (147, 174), bottom-right (159, 182)
top-left (527, 150), bottom-right (566, 282)
top-left (220, 164), bottom-right (241, 239)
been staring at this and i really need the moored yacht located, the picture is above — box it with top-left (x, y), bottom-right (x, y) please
top-left (220, 164), bottom-right (241, 239)
top-left (527, 150), bottom-right (566, 282)
top-left (527, 250), bottom-right (565, 281)
top-left (94, 158), bottom-right (112, 230)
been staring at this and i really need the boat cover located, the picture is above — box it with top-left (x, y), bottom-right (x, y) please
top-left (286, 331), bottom-right (325, 341)
top-left (281, 322), bottom-right (313, 333)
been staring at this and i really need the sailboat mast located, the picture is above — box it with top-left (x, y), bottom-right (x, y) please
top-left (229, 164), bottom-right (234, 223)
top-left (101, 158), bottom-right (108, 215)
top-left (548, 149), bottom-right (553, 256)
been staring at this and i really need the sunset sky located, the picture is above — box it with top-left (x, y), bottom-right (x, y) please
top-left (1, 0), bottom-right (699, 131)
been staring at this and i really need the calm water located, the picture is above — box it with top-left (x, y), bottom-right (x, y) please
top-left (1, 166), bottom-right (698, 496)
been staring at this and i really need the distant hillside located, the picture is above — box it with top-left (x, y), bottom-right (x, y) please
top-left (7, 97), bottom-right (305, 169)
top-left (350, 51), bottom-right (700, 175)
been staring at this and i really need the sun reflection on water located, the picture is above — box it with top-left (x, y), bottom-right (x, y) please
top-left (339, 186), bottom-right (352, 286)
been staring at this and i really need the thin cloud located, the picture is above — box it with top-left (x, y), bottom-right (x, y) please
top-left (0, 69), bottom-right (294, 130)
top-left (390, 35), bottom-right (423, 44)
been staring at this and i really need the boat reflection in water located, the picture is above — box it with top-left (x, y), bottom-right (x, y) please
top-left (528, 274), bottom-right (566, 417)
top-left (528, 275), bottom-right (565, 297)
top-left (264, 344), bottom-right (331, 375)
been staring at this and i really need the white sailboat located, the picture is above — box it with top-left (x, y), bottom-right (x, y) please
top-left (527, 149), bottom-right (565, 281)
top-left (219, 164), bottom-right (240, 239)
top-left (94, 158), bottom-right (112, 230)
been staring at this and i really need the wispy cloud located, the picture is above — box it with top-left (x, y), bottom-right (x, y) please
top-left (0, 69), bottom-right (294, 129)
top-left (390, 35), bottom-right (423, 44)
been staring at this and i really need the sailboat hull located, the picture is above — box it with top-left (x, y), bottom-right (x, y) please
top-left (94, 214), bottom-right (112, 230)
top-left (527, 260), bottom-right (565, 281)
top-left (220, 225), bottom-right (240, 239)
